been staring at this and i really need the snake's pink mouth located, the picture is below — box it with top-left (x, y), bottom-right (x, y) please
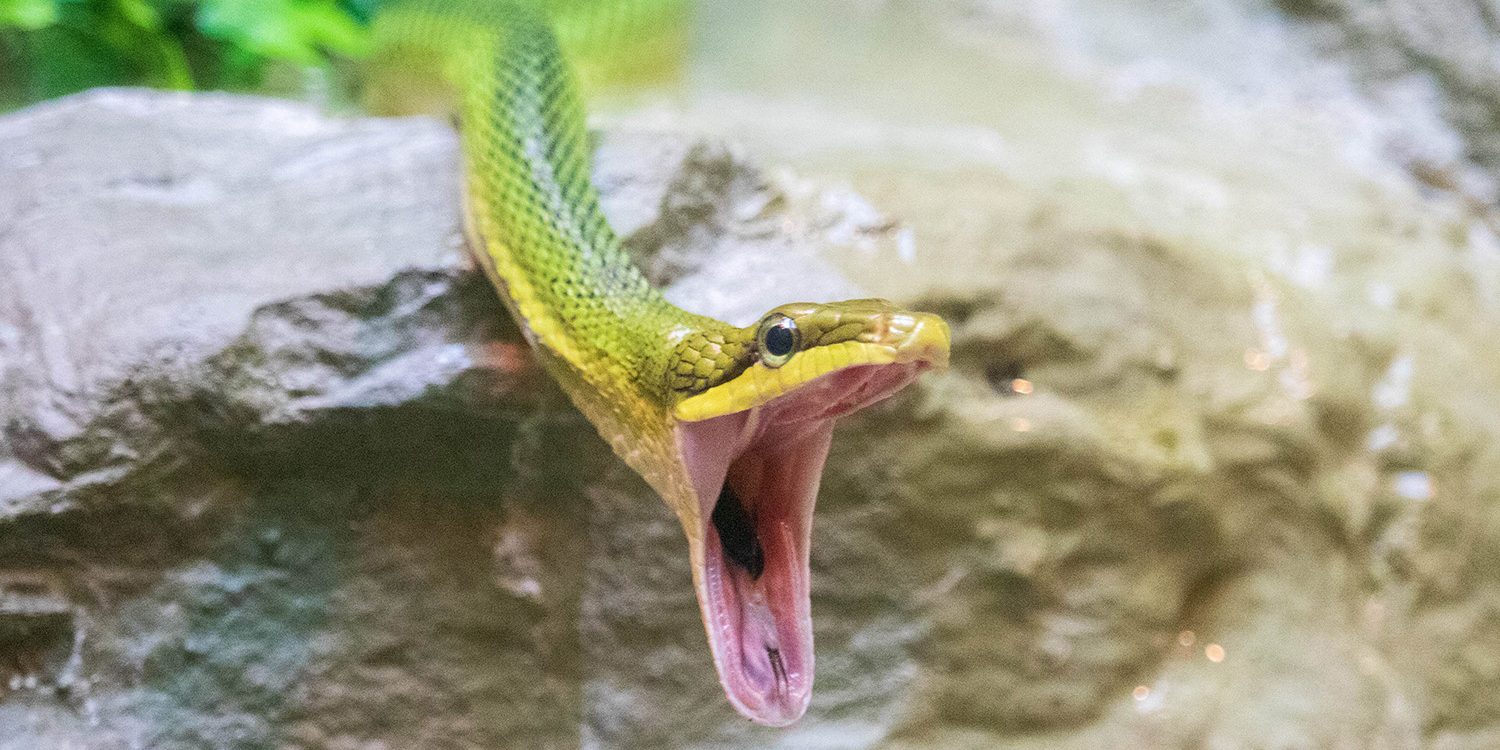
top-left (679, 361), bottom-right (931, 726)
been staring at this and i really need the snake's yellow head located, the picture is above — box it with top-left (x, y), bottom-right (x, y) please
top-left (668, 299), bottom-right (948, 725)
top-left (670, 299), bottom-right (950, 421)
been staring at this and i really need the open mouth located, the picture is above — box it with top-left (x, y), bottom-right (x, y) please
top-left (679, 361), bottom-right (933, 725)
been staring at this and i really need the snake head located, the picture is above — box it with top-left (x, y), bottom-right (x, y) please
top-left (670, 299), bottom-right (950, 421)
top-left (670, 299), bottom-right (949, 725)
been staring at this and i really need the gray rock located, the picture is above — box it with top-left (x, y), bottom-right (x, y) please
top-left (0, 89), bottom-right (462, 514)
top-left (637, 1), bottom-right (1500, 747)
top-left (6, 1), bottom-right (1500, 739)
top-left (0, 88), bottom-right (880, 749)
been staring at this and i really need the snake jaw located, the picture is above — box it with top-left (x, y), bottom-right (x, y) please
top-left (668, 303), bottom-right (947, 724)
top-left (696, 415), bottom-right (829, 726)
top-left (677, 351), bottom-right (941, 725)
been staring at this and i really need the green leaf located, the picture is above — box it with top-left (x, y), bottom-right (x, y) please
top-left (114, 0), bottom-right (163, 30)
top-left (27, 26), bottom-right (128, 98)
top-left (0, 0), bottom-right (58, 30)
top-left (196, 0), bottom-right (368, 66)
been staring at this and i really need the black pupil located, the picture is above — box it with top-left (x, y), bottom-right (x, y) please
top-left (764, 322), bottom-right (795, 357)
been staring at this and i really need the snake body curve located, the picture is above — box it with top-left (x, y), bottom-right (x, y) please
top-left (374, 0), bottom-right (949, 725)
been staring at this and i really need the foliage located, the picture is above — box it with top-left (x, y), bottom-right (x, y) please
top-left (0, 0), bottom-right (372, 107)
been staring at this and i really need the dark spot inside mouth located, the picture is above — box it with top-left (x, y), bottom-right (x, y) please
top-left (712, 483), bottom-right (763, 579)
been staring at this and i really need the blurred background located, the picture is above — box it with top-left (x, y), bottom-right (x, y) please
top-left (4, 0), bottom-right (1500, 748)
top-left (0, 0), bottom-right (372, 108)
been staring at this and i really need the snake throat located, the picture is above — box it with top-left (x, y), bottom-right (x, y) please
top-left (712, 484), bottom-right (765, 580)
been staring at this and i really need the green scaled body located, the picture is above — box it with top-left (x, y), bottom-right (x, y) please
top-left (373, 0), bottom-right (728, 522)
top-left (370, 0), bottom-right (951, 726)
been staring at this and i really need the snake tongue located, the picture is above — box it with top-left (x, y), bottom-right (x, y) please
top-left (679, 362), bottom-right (929, 725)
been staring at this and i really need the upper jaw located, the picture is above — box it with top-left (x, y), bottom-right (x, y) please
top-left (882, 311), bottom-right (950, 368)
top-left (673, 310), bottom-right (950, 424)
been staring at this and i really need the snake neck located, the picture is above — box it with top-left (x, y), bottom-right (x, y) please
top-left (379, 1), bottom-right (727, 405)
top-left (375, 2), bottom-right (741, 525)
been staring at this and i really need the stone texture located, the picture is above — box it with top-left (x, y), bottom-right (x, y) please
top-left (0, 88), bottom-right (880, 749)
top-left (6, 0), bottom-right (1500, 744)
top-left (632, 0), bottom-right (1500, 746)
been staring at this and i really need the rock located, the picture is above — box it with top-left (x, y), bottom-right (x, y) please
top-left (624, 1), bottom-right (1500, 747)
top-left (0, 88), bottom-right (882, 749)
top-left (1276, 0), bottom-right (1500, 188)
top-left (5, 0), bottom-right (1500, 742)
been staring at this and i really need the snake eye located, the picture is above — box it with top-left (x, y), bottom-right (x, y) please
top-left (757, 315), bottom-right (800, 368)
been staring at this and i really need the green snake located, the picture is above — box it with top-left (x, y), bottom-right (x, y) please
top-left (373, 0), bottom-right (948, 725)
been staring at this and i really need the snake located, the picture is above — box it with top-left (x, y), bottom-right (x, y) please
top-left (372, 0), bottom-right (948, 726)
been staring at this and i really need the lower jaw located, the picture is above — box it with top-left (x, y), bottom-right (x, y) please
top-left (702, 531), bottom-right (813, 725)
top-left (699, 423), bottom-right (833, 725)
top-left (680, 362), bottom-right (930, 725)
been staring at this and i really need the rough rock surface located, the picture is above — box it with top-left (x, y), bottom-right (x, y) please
top-left (5, 1), bottom-right (1500, 744)
top-left (0, 88), bottom-right (878, 749)
top-left (662, 1), bottom-right (1500, 747)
